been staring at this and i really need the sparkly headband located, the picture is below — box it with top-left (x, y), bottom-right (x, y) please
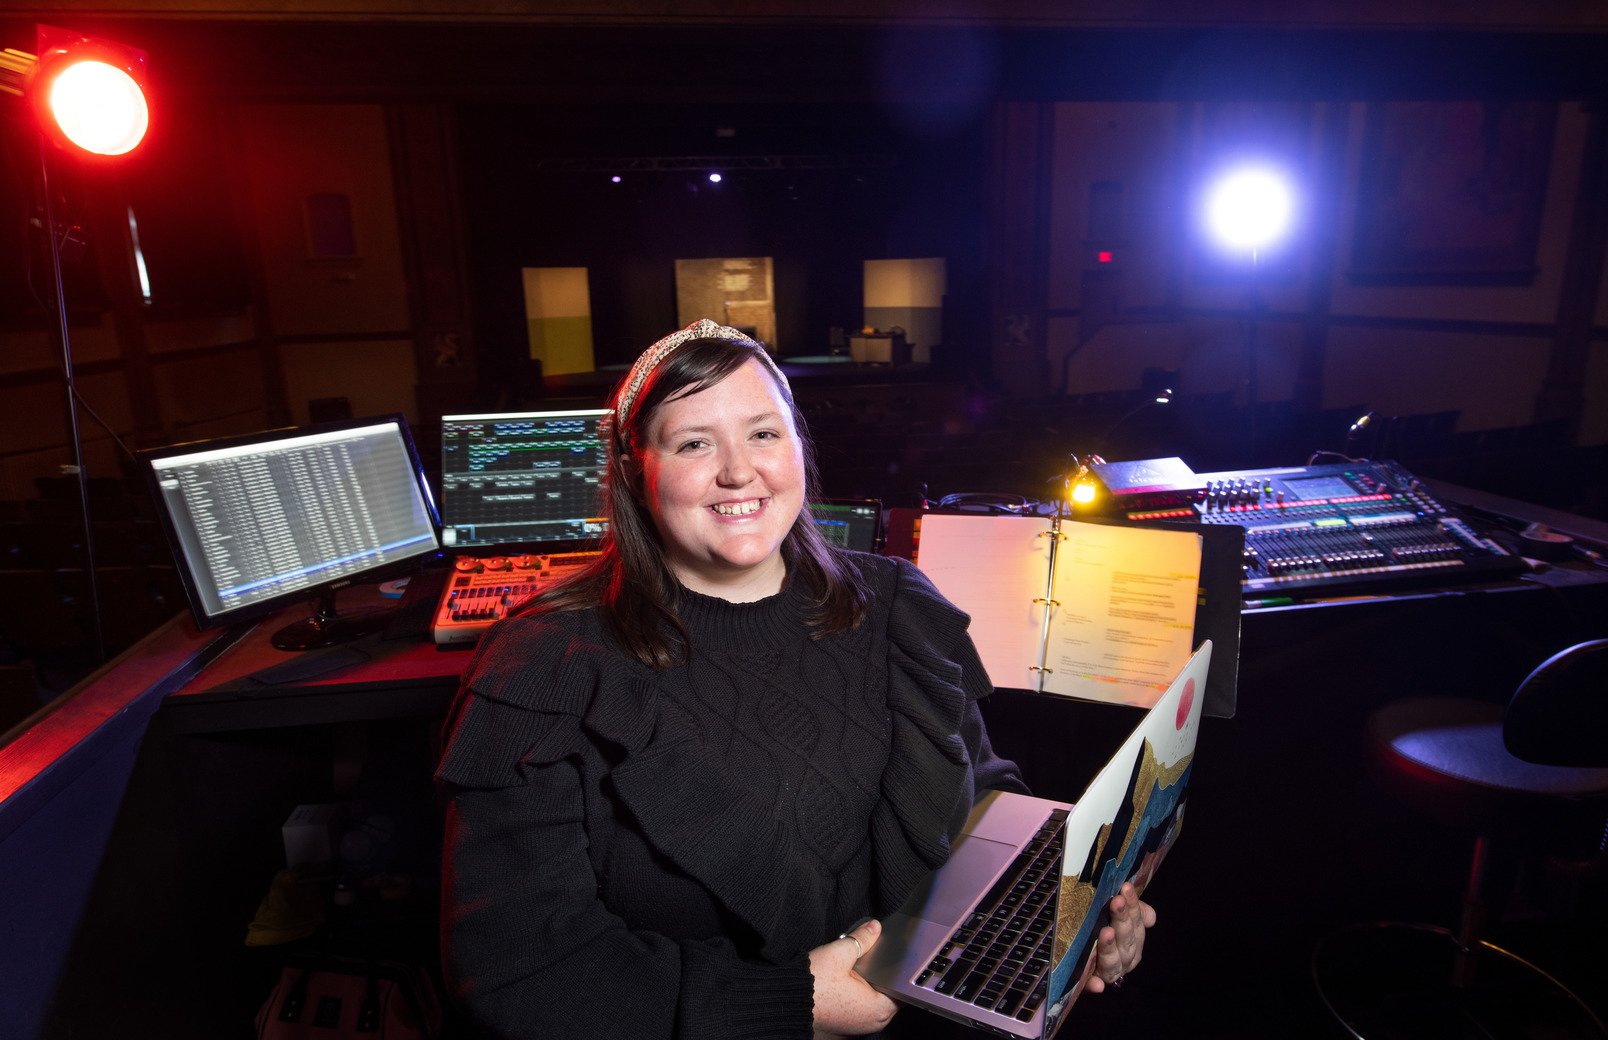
top-left (603, 318), bottom-right (786, 446)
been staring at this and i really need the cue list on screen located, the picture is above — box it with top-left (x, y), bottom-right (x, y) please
top-left (151, 422), bottom-right (438, 619)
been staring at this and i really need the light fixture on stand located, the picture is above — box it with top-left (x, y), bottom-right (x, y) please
top-left (8, 25), bottom-right (151, 663)
top-left (1200, 164), bottom-right (1295, 461)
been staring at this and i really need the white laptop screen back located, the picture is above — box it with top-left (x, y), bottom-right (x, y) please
top-left (1042, 640), bottom-right (1212, 1022)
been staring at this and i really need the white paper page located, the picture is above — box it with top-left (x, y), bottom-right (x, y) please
top-left (913, 514), bottom-right (1052, 691)
top-left (1042, 522), bottom-right (1202, 706)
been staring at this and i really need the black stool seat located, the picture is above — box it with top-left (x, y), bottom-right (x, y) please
top-left (1369, 698), bottom-right (1608, 830)
top-left (1315, 641), bottom-right (1608, 1040)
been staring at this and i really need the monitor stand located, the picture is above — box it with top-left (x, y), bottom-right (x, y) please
top-left (271, 586), bottom-right (394, 651)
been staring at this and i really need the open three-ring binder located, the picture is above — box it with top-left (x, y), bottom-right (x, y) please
top-left (912, 512), bottom-right (1243, 717)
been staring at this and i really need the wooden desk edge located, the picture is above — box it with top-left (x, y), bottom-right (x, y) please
top-left (0, 613), bottom-right (230, 808)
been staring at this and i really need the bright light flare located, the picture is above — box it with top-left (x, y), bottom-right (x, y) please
top-left (48, 60), bottom-right (148, 155)
top-left (708, 172), bottom-right (722, 183)
top-left (1203, 167), bottom-right (1293, 253)
top-left (1071, 481), bottom-right (1097, 505)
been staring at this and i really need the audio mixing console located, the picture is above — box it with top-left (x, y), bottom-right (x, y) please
top-left (1087, 458), bottom-right (1528, 597)
top-left (431, 551), bottom-right (599, 644)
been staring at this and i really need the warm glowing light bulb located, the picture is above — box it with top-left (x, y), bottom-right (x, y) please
top-left (1204, 167), bottom-right (1292, 252)
top-left (1072, 482), bottom-right (1097, 504)
top-left (49, 60), bottom-right (149, 155)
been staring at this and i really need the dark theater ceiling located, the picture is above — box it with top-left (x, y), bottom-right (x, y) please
top-left (3, 1), bottom-right (1608, 106)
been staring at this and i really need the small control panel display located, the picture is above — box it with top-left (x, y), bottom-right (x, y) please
top-left (1283, 475), bottom-right (1356, 501)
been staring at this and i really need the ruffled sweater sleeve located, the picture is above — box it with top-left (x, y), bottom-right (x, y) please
top-left (884, 555), bottom-right (1028, 797)
top-left (864, 556), bottom-right (1030, 913)
top-left (436, 617), bottom-right (816, 1040)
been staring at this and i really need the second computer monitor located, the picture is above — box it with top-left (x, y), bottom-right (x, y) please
top-left (439, 408), bottom-right (609, 551)
top-left (809, 499), bottom-right (882, 552)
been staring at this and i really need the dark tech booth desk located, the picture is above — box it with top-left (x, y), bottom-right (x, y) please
top-left (4, 483), bottom-right (1608, 1040)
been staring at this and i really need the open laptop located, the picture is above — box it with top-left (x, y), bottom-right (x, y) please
top-left (855, 641), bottom-right (1212, 1038)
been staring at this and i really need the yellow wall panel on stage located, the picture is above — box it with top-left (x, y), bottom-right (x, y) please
top-left (526, 315), bottom-right (596, 377)
top-left (523, 267), bottom-right (594, 375)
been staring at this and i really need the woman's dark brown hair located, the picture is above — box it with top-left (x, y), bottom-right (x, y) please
top-left (517, 336), bottom-right (868, 669)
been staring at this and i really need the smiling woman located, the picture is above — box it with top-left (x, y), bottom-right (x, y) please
top-left (639, 357), bottom-right (806, 601)
top-left (529, 318), bottom-right (869, 666)
top-left (433, 321), bottom-right (1064, 1040)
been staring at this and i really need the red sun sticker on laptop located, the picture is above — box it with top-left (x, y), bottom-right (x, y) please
top-left (1176, 678), bottom-right (1195, 730)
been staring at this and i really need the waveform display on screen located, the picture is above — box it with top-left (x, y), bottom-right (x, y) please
top-left (440, 409), bottom-right (609, 548)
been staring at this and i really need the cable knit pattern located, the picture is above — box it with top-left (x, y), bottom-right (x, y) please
top-left (437, 552), bottom-right (1025, 1040)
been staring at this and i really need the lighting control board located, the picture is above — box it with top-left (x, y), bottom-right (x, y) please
top-left (431, 551), bottom-right (599, 644)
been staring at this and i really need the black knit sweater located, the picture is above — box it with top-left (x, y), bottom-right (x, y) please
top-left (437, 552), bottom-right (1026, 1040)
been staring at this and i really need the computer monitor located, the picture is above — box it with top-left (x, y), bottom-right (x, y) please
top-left (438, 408), bottom-right (609, 552)
top-left (809, 498), bottom-right (882, 552)
top-left (140, 416), bottom-right (441, 650)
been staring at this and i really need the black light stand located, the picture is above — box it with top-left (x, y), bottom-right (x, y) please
top-left (37, 128), bottom-right (105, 664)
top-left (1243, 255), bottom-right (1265, 465)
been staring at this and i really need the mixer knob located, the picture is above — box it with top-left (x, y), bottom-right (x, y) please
top-left (484, 556), bottom-right (512, 571)
top-left (512, 554), bottom-right (541, 571)
top-left (454, 556), bottom-right (483, 573)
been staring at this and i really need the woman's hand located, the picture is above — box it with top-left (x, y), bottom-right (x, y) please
top-left (809, 918), bottom-right (899, 1039)
top-left (1084, 882), bottom-right (1156, 994)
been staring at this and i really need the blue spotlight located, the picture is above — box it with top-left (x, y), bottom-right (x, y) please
top-left (1202, 166), bottom-right (1294, 256)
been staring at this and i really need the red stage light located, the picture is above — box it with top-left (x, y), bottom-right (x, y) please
top-left (30, 25), bottom-right (149, 157)
top-left (48, 61), bottom-right (147, 155)
top-left (1097, 251), bottom-right (1113, 263)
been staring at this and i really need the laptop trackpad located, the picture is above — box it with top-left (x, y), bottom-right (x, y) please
top-left (902, 834), bottom-right (1018, 927)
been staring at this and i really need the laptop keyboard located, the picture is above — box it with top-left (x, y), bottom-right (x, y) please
top-left (913, 809), bottom-right (1069, 1022)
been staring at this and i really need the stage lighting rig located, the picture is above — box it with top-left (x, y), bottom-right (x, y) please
top-left (7, 26), bottom-right (149, 157)
top-left (5, 25), bottom-right (152, 663)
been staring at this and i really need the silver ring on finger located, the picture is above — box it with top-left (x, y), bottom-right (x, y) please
top-left (839, 932), bottom-right (864, 958)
